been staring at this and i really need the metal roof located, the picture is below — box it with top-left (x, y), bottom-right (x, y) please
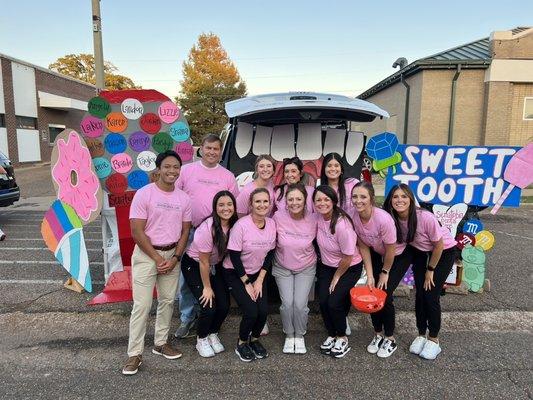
top-left (421, 38), bottom-right (491, 62)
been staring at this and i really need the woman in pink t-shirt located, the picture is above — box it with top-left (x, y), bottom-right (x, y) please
top-left (273, 157), bottom-right (315, 213)
top-left (236, 154), bottom-right (276, 217)
top-left (351, 181), bottom-right (413, 359)
top-left (313, 185), bottom-right (373, 359)
top-left (320, 152), bottom-right (359, 213)
top-left (181, 190), bottom-right (238, 358)
top-left (223, 188), bottom-right (276, 362)
top-left (272, 183), bottom-right (318, 355)
top-left (383, 183), bottom-right (457, 361)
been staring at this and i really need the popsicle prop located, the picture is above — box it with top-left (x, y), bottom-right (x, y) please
top-left (365, 132), bottom-right (402, 178)
top-left (491, 143), bottom-right (533, 214)
top-left (41, 200), bottom-right (92, 292)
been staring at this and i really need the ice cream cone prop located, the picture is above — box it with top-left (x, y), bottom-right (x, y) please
top-left (491, 143), bottom-right (533, 214)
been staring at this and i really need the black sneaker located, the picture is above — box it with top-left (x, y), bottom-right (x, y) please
top-left (249, 339), bottom-right (268, 359)
top-left (235, 342), bottom-right (255, 362)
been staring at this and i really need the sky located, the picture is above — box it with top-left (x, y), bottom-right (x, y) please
top-left (1, 0), bottom-right (532, 100)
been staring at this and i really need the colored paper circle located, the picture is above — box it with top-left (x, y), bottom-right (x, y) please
top-left (128, 170), bottom-right (149, 190)
top-left (475, 230), bottom-right (495, 251)
top-left (129, 131), bottom-right (151, 152)
top-left (121, 98), bottom-right (144, 120)
top-left (80, 115), bottom-right (104, 138)
top-left (462, 219), bottom-right (484, 236)
top-left (158, 101), bottom-right (180, 124)
top-left (455, 233), bottom-right (476, 250)
top-left (137, 151), bottom-right (157, 171)
top-left (152, 132), bottom-right (174, 153)
top-left (169, 121), bottom-right (190, 142)
top-left (85, 138), bottom-right (105, 158)
top-left (87, 96), bottom-right (111, 118)
top-left (175, 141), bottom-right (194, 162)
top-left (111, 153), bottom-right (133, 174)
top-left (105, 173), bottom-right (128, 194)
top-left (104, 133), bottom-right (127, 154)
top-left (93, 157), bottom-right (112, 179)
top-left (140, 112), bottom-right (161, 134)
top-left (106, 112), bottom-right (128, 133)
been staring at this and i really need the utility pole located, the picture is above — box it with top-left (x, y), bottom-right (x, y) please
top-left (91, 0), bottom-right (105, 93)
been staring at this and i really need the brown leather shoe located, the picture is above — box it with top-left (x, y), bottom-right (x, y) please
top-left (122, 355), bottom-right (142, 375)
top-left (152, 343), bottom-right (182, 360)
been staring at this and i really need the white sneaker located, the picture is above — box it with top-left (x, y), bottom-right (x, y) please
top-left (377, 338), bottom-right (398, 358)
top-left (419, 340), bottom-right (441, 360)
top-left (320, 336), bottom-right (336, 354)
top-left (260, 322), bottom-right (269, 336)
top-left (294, 337), bottom-right (307, 354)
top-left (330, 338), bottom-right (351, 358)
top-left (283, 337), bottom-right (295, 354)
top-left (345, 317), bottom-right (351, 336)
top-left (207, 333), bottom-right (225, 354)
top-left (409, 336), bottom-right (427, 355)
top-left (367, 334), bottom-right (384, 354)
top-left (196, 337), bottom-right (215, 358)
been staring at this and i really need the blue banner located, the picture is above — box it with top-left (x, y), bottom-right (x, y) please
top-left (385, 145), bottom-right (522, 207)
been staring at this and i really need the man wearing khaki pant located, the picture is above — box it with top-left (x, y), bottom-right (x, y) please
top-left (122, 150), bottom-right (192, 375)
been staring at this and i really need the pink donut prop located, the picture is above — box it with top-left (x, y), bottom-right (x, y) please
top-left (51, 129), bottom-right (103, 225)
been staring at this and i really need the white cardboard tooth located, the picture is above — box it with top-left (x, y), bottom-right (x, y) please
top-left (270, 124), bottom-right (295, 161)
top-left (235, 122), bottom-right (254, 158)
top-left (296, 123), bottom-right (322, 161)
top-left (252, 125), bottom-right (273, 156)
top-left (323, 128), bottom-right (346, 157)
top-left (345, 131), bottom-right (365, 166)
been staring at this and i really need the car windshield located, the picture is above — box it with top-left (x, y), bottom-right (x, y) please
top-left (0, 151), bottom-right (9, 162)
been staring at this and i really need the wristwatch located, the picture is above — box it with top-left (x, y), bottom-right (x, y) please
top-left (172, 254), bottom-right (181, 262)
top-left (427, 265), bottom-right (436, 271)
top-left (381, 269), bottom-right (389, 275)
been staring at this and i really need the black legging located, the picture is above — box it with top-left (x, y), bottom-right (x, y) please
top-left (181, 254), bottom-right (230, 339)
top-left (317, 262), bottom-right (363, 337)
top-left (223, 269), bottom-right (268, 342)
top-left (369, 247), bottom-right (413, 337)
top-left (411, 245), bottom-right (456, 338)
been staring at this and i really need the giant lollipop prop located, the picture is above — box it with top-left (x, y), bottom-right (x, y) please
top-left (491, 143), bottom-right (533, 214)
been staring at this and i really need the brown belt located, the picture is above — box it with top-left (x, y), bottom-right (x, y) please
top-left (153, 242), bottom-right (178, 251)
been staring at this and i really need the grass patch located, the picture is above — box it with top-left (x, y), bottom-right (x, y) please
top-left (520, 196), bottom-right (533, 204)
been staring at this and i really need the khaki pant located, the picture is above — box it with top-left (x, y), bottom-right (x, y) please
top-left (127, 245), bottom-right (180, 357)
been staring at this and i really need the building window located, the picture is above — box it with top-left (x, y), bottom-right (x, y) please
top-left (49, 124), bottom-right (66, 145)
top-left (0, 114), bottom-right (5, 128)
top-left (524, 98), bottom-right (533, 120)
top-left (16, 116), bottom-right (38, 129)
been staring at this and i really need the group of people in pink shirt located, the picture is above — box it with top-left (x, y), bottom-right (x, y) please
top-left (122, 134), bottom-right (456, 375)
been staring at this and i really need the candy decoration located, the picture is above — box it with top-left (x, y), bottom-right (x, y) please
top-left (365, 132), bottom-right (402, 178)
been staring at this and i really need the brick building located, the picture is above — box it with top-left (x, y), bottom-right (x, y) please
top-left (354, 27), bottom-right (533, 147)
top-left (0, 53), bottom-right (95, 165)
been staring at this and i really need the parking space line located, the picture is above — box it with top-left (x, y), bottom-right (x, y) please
top-left (0, 279), bottom-right (105, 285)
top-left (1, 247), bottom-right (102, 252)
top-left (0, 260), bottom-right (104, 266)
top-left (494, 230), bottom-right (533, 241)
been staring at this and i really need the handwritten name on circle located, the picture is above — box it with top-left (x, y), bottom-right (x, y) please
top-left (85, 138), bottom-right (105, 158)
top-left (140, 112), bottom-right (161, 134)
top-left (137, 151), bottom-right (157, 171)
top-left (88, 97), bottom-right (111, 118)
top-left (80, 115), bottom-right (104, 138)
top-left (169, 121), bottom-right (190, 142)
top-left (128, 170), bottom-right (149, 190)
top-left (121, 98), bottom-right (144, 120)
top-left (152, 132), bottom-right (174, 153)
top-left (128, 131), bottom-right (151, 152)
top-left (104, 133), bottom-right (127, 154)
top-left (158, 101), bottom-right (180, 124)
top-left (92, 157), bottom-right (112, 179)
top-left (106, 112), bottom-right (128, 133)
top-left (175, 142), bottom-right (194, 162)
top-left (105, 173), bottom-right (128, 194)
top-left (111, 153), bottom-right (133, 174)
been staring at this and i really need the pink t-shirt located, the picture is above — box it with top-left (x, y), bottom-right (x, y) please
top-left (273, 210), bottom-right (317, 271)
top-left (326, 178), bottom-right (359, 213)
top-left (316, 215), bottom-right (362, 267)
top-left (351, 207), bottom-right (406, 256)
top-left (186, 217), bottom-right (229, 265)
top-left (177, 160), bottom-right (239, 227)
top-left (223, 215), bottom-right (277, 274)
top-left (129, 183), bottom-right (192, 246)
top-left (400, 209), bottom-right (457, 252)
top-left (274, 185), bottom-right (315, 214)
top-left (236, 181), bottom-right (275, 216)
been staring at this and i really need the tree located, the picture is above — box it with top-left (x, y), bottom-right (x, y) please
top-left (49, 54), bottom-right (139, 90)
top-left (177, 33), bottom-right (247, 144)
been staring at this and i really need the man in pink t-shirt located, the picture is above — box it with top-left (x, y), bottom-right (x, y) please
top-left (122, 150), bottom-right (192, 376)
top-left (174, 134), bottom-right (239, 339)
